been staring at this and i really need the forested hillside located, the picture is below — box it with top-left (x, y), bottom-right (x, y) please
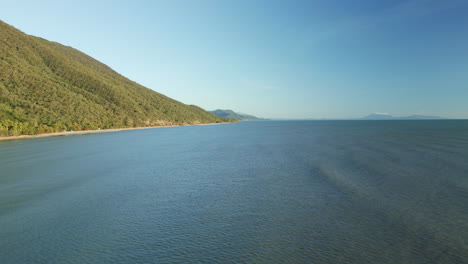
top-left (0, 20), bottom-right (230, 136)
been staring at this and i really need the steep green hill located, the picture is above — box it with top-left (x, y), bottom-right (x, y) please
top-left (0, 20), bottom-right (231, 136)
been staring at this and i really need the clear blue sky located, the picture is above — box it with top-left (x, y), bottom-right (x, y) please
top-left (2, 0), bottom-right (468, 118)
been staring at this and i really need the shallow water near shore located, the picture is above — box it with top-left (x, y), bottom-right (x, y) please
top-left (1, 120), bottom-right (467, 263)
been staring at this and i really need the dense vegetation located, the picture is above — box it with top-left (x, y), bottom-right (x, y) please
top-left (210, 109), bottom-right (264, 121)
top-left (0, 20), bottom-right (231, 136)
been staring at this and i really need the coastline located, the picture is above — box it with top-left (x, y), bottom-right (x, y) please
top-left (0, 122), bottom-right (228, 142)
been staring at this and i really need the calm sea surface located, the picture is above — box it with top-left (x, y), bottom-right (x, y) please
top-left (1, 120), bottom-right (467, 263)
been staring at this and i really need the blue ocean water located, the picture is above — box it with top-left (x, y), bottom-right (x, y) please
top-left (0, 120), bottom-right (467, 263)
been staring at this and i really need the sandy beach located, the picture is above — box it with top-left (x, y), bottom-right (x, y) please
top-left (0, 123), bottom-right (227, 141)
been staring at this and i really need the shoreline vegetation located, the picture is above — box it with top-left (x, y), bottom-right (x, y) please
top-left (0, 21), bottom-right (231, 136)
top-left (0, 122), bottom-right (229, 141)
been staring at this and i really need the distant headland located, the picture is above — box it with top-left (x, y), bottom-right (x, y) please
top-left (362, 113), bottom-right (446, 120)
top-left (209, 109), bottom-right (267, 121)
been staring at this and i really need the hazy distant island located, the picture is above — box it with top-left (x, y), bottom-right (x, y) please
top-left (209, 109), bottom-right (267, 121)
top-left (0, 20), bottom-right (234, 137)
top-left (363, 113), bottom-right (446, 120)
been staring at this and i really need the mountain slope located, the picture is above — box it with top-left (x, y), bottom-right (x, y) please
top-left (209, 109), bottom-right (264, 121)
top-left (0, 20), bottom-right (230, 136)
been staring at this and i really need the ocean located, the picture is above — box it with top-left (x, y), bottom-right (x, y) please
top-left (1, 120), bottom-right (467, 263)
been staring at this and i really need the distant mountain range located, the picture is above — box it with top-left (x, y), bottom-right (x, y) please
top-left (209, 109), bottom-right (266, 121)
top-left (363, 113), bottom-right (445, 120)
